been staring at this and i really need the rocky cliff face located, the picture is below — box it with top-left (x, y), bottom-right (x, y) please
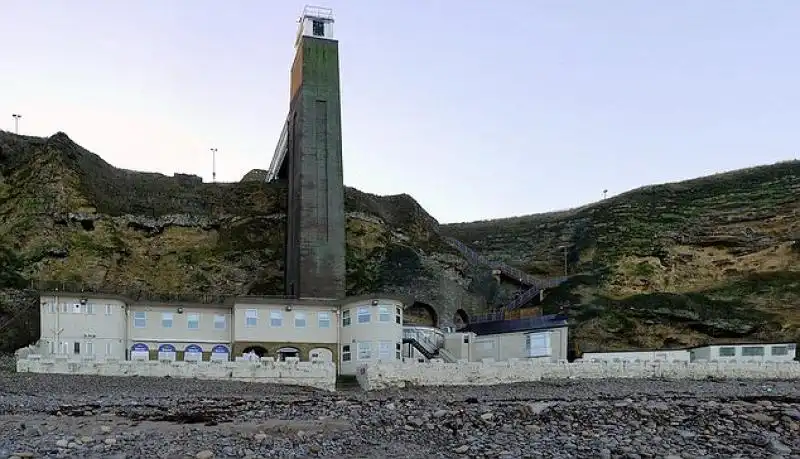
top-left (443, 162), bottom-right (800, 351)
top-left (1, 129), bottom-right (798, 354)
top-left (0, 131), bottom-right (487, 352)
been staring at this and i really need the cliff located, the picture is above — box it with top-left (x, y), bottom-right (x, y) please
top-left (1, 129), bottom-right (798, 354)
top-left (443, 162), bottom-right (800, 351)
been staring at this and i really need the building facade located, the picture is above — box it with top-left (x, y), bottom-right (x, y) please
top-left (580, 349), bottom-right (692, 363)
top-left (34, 292), bottom-right (406, 375)
top-left (441, 326), bottom-right (570, 363)
top-left (690, 342), bottom-right (797, 363)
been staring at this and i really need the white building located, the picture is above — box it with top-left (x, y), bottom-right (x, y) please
top-left (33, 292), bottom-right (407, 376)
top-left (441, 326), bottom-right (570, 363)
top-left (580, 349), bottom-right (692, 363)
top-left (690, 342), bottom-right (797, 363)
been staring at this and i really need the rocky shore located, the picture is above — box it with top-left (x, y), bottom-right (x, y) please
top-left (1, 361), bottom-right (798, 458)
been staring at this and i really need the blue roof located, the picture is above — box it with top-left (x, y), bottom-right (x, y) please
top-left (460, 314), bottom-right (568, 336)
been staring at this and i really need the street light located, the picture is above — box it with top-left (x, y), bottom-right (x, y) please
top-left (11, 114), bottom-right (21, 134)
top-left (210, 148), bottom-right (218, 182)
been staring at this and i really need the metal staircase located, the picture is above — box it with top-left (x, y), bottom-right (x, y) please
top-left (443, 237), bottom-right (568, 311)
top-left (402, 327), bottom-right (443, 360)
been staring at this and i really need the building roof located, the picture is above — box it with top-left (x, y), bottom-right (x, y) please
top-left (689, 341), bottom-right (797, 349)
top-left (38, 291), bottom-right (413, 309)
top-left (459, 314), bottom-right (569, 336)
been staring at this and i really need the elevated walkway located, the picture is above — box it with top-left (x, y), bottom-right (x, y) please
top-left (266, 119), bottom-right (289, 182)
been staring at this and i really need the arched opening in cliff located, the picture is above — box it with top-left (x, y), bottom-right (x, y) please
top-left (404, 301), bottom-right (438, 327)
top-left (453, 309), bottom-right (469, 328)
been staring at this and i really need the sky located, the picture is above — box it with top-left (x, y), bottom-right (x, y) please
top-left (1, 1), bottom-right (798, 224)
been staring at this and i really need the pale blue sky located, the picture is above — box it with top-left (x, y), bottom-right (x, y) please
top-left (1, 1), bottom-right (798, 223)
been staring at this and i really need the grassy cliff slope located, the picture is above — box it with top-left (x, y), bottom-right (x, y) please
top-left (443, 162), bottom-right (800, 351)
top-left (1, 129), bottom-right (798, 354)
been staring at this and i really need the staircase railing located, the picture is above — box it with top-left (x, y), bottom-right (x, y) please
top-left (403, 328), bottom-right (441, 355)
top-left (443, 237), bottom-right (567, 290)
top-left (437, 347), bottom-right (458, 363)
top-left (504, 285), bottom-right (543, 311)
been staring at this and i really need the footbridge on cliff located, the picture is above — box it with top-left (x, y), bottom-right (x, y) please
top-left (266, 120), bottom-right (289, 183)
top-left (443, 237), bottom-right (568, 313)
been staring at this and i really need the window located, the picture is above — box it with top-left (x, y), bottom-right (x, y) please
top-left (105, 304), bottom-right (113, 315)
top-left (214, 314), bottom-right (226, 330)
top-left (245, 309), bottom-right (258, 327)
top-left (378, 341), bottom-right (392, 360)
top-left (270, 311), bottom-right (283, 327)
top-left (525, 332), bottom-right (551, 357)
top-left (133, 311), bottom-right (146, 328)
top-left (187, 313), bottom-right (200, 330)
top-left (771, 346), bottom-right (789, 356)
top-left (60, 303), bottom-right (68, 313)
top-left (357, 307), bottom-right (371, 324)
top-left (741, 346), bottom-right (765, 357)
top-left (395, 342), bottom-right (402, 360)
top-left (60, 341), bottom-right (69, 354)
top-left (162, 313), bottom-right (173, 329)
top-left (463, 335), bottom-right (470, 344)
top-left (378, 307), bottom-right (391, 322)
top-left (395, 307), bottom-right (402, 324)
top-left (73, 342), bottom-right (80, 354)
top-left (312, 19), bottom-right (324, 36)
top-left (318, 312), bottom-right (331, 328)
top-left (85, 341), bottom-right (94, 355)
top-left (342, 344), bottom-right (351, 362)
top-left (86, 303), bottom-right (95, 315)
top-left (718, 347), bottom-right (736, 357)
top-left (294, 312), bottom-right (307, 328)
top-left (357, 342), bottom-right (372, 360)
top-left (342, 310), bottom-right (351, 327)
top-left (105, 342), bottom-right (112, 356)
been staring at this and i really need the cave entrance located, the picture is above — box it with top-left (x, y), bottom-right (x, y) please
top-left (242, 346), bottom-right (267, 358)
top-left (404, 301), bottom-right (438, 327)
top-left (453, 309), bottom-right (469, 328)
top-left (277, 347), bottom-right (300, 361)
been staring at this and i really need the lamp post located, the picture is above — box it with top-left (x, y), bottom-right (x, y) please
top-left (12, 114), bottom-right (21, 134)
top-left (210, 148), bottom-right (218, 182)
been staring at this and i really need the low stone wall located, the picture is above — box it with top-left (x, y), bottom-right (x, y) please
top-left (356, 358), bottom-right (800, 391)
top-left (16, 355), bottom-right (336, 391)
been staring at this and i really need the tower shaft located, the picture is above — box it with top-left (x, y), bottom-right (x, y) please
top-left (284, 10), bottom-right (346, 299)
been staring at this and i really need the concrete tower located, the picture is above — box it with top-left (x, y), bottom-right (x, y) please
top-left (284, 6), bottom-right (346, 299)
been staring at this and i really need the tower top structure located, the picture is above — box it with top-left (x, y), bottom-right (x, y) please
top-left (295, 5), bottom-right (335, 47)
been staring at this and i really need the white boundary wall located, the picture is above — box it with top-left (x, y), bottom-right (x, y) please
top-left (17, 355), bottom-right (336, 392)
top-left (356, 358), bottom-right (800, 391)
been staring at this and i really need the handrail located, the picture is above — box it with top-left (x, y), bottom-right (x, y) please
top-left (504, 285), bottom-right (541, 311)
top-left (402, 328), bottom-right (442, 354)
top-left (443, 237), bottom-right (567, 290)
